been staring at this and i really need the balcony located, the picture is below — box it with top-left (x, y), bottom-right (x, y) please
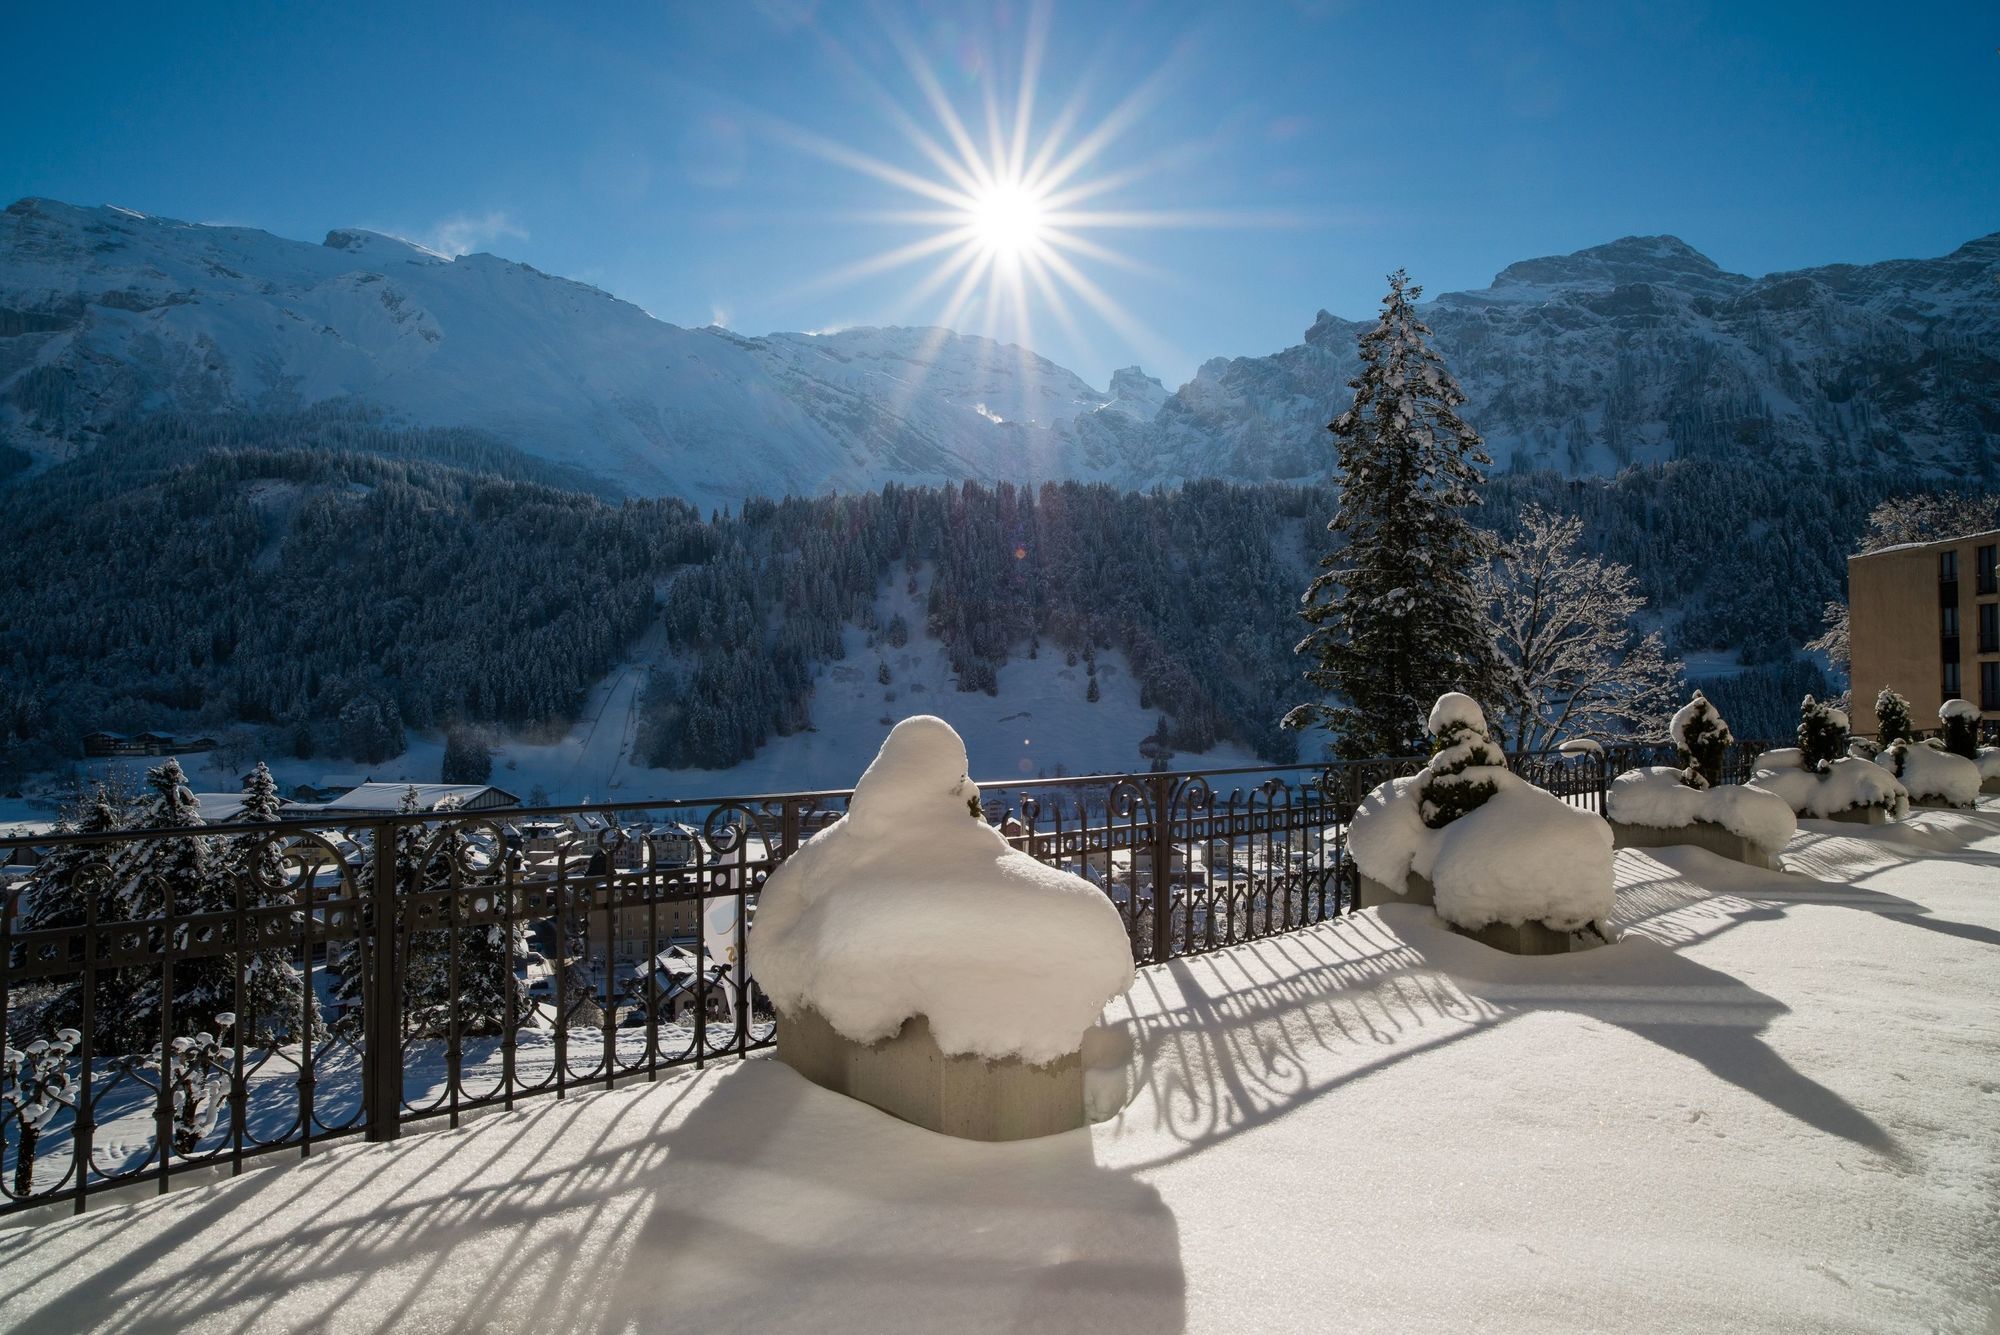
top-left (3, 752), bottom-right (1995, 1330)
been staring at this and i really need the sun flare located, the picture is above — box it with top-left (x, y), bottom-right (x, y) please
top-left (969, 181), bottom-right (1048, 261)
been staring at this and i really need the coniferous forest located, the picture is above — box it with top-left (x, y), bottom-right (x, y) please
top-left (0, 410), bottom-right (1950, 784)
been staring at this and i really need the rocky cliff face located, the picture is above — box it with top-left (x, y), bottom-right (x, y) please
top-left (1134, 233), bottom-right (2000, 486)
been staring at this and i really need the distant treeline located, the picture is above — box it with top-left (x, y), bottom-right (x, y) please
top-left (0, 410), bottom-right (1938, 782)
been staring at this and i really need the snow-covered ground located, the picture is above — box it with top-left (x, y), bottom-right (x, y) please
top-left (4, 805), bottom-right (1996, 1332)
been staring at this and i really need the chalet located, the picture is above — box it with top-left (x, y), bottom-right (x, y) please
top-left (306, 782), bottom-right (521, 817)
top-left (633, 946), bottom-right (734, 1025)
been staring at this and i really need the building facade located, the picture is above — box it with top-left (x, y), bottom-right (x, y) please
top-left (1848, 527), bottom-right (2000, 736)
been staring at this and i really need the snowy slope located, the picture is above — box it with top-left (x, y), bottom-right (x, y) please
top-left (0, 200), bottom-right (1126, 510)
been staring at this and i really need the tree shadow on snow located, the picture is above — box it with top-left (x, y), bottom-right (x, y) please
top-left (0, 1059), bottom-right (1185, 1335)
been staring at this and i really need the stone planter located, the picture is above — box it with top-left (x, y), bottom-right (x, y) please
top-left (1453, 919), bottom-right (1598, 956)
top-left (777, 1005), bottom-right (1084, 1142)
top-left (1984, 776), bottom-right (2000, 796)
top-left (1356, 870), bottom-right (1435, 911)
top-left (1826, 804), bottom-right (1893, 825)
top-left (1609, 818), bottom-right (1782, 871)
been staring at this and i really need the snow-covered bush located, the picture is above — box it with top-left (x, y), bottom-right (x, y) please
top-left (1418, 693), bottom-right (1505, 828)
top-left (1796, 696), bottom-right (1849, 774)
top-left (3, 1030), bottom-right (79, 1197)
top-left (1349, 695), bottom-right (1613, 935)
top-left (751, 716), bottom-right (1133, 1066)
top-left (1874, 740), bottom-right (1981, 808)
top-left (1751, 748), bottom-right (1908, 820)
top-left (1874, 688), bottom-right (1912, 745)
top-left (1670, 691), bottom-right (1733, 790)
top-left (1607, 767), bottom-right (1796, 854)
top-left (1939, 699), bottom-right (1980, 759)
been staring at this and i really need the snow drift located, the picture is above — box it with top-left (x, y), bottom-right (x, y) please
top-left (1750, 748), bottom-right (1908, 819)
top-left (749, 716), bottom-right (1134, 1065)
top-left (1607, 766), bottom-right (1797, 854)
top-left (1349, 696), bottom-right (1614, 933)
top-left (1874, 742), bottom-right (1982, 808)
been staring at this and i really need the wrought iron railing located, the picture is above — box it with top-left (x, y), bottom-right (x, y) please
top-left (0, 740), bottom-right (1778, 1219)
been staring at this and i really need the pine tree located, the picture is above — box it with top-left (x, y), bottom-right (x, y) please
top-left (1286, 270), bottom-right (1503, 759)
top-left (1671, 691), bottom-right (1733, 790)
top-left (441, 729), bottom-right (491, 784)
top-left (1417, 694), bottom-right (1505, 828)
top-left (1938, 701), bottom-right (1979, 759)
top-left (226, 761), bottom-right (323, 1043)
top-left (1874, 688), bottom-right (1912, 745)
top-left (1797, 695), bottom-right (1847, 774)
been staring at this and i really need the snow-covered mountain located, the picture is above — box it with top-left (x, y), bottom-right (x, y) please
top-left (0, 199), bottom-right (1128, 508)
top-left (4, 196), bottom-right (1996, 501)
top-left (1140, 233), bottom-right (2000, 483)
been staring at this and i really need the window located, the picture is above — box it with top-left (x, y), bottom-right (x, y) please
top-left (1940, 550), bottom-right (1959, 582)
top-left (1980, 544), bottom-right (1998, 596)
top-left (1984, 662), bottom-right (2000, 712)
top-left (1942, 605), bottom-right (1960, 637)
top-left (1944, 660), bottom-right (1962, 699)
top-left (1983, 602), bottom-right (2000, 655)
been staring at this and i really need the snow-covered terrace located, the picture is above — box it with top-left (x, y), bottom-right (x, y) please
top-left (4, 811), bottom-right (1997, 1333)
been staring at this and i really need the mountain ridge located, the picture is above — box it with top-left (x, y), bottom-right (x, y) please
top-left (3, 196), bottom-right (1996, 503)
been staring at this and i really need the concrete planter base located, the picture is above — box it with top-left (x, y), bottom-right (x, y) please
top-left (1911, 799), bottom-right (1975, 811)
top-left (1452, 919), bottom-right (1598, 956)
top-left (1983, 776), bottom-right (2000, 796)
top-left (1826, 805), bottom-right (1892, 825)
top-left (777, 1005), bottom-right (1084, 1142)
top-left (1609, 818), bottom-right (1782, 871)
top-left (1356, 870), bottom-right (1436, 910)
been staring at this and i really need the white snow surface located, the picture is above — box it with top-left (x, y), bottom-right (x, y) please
top-left (1425, 691), bottom-right (1487, 736)
top-left (1349, 770), bottom-right (1614, 931)
top-left (1979, 747), bottom-right (2000, 781)
top-left (1876, 743), bottom-right (1982, 808)
top-left (749, 717), bottom-right (1134, 1064)
top-left (1607, 766), bottom-right (1798, 853)
top-left (8, 810), bottom-right (1999, 1333)
top-left (1752, 749), bottom-right (1910, 819)
top-left (1939, 697), bottom-right (1980, 721)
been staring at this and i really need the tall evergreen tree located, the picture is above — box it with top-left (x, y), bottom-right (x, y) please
top-left (1286, 270), bottom-right (1503, 758)
top-left (226, 761), bottom-right (323, 1043)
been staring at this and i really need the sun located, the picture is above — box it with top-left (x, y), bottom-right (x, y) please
top-left (969, 181), bottom-right (1048, 261)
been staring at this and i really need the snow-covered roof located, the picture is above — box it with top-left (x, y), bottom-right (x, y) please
top-left (315, 782), bottom-right (521, 813)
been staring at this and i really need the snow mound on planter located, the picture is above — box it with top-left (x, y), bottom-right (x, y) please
top-left (1875, 744), bottom-right (1981, 808)
top-left (1607, 766), bottom-right (1797, 853)
top-left (750, 715), bottom-right (1135, 1066)
top-left (1349, 771), bottom-right (1614, 932)
top-left (1749, 748), bottom-right (1908, 819)
top-left (1979, 748), bottom-right (2000, 781)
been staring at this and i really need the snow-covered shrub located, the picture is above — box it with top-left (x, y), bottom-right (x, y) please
top-left (1874, 740), bottom-right (1981, 808)
top-left (750, 716), bottom-right (1133, 1065)
top-left (1418, 693), bottom-right (1505, 829)
top-left (1980, 747), bottom-right (2000, 785)
top-left (1607, 767), bottom-right (1796, 854)
top-left (1874, 688), bottom-right (1912, 745)
top-left (1939, 699), bottom-right (1980, 759)
top-left (1796, 696), bottom-right (1849, 774)
top-left (1670, 691), bottom-right (1733, 790)
top-left (1349, 695), bottom-right (1613, 936)
top-left (3, 1030), bottom-right (79, 1197)
top-left (1751, 748), bottom-right (1908, 820)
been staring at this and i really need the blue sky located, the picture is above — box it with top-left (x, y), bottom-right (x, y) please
top-left (5, 1), bottom-right (1995, 387)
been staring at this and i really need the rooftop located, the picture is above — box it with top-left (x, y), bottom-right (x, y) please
top-left (3, 811), bottom-right (1996, 1332)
